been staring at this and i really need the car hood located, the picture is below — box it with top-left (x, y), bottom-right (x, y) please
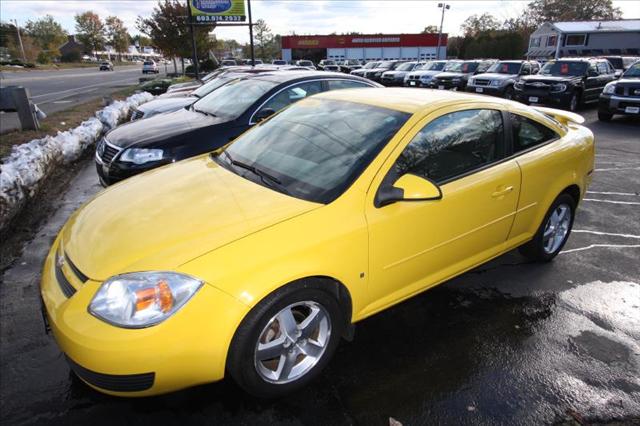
top-left (106, 108), bottom-right (226, 149)
top-left (521, 75), bottom-right (581, 83)
top-left (167, 81), bottom-right (202, 92)
top-left (62, 155), bottom-right (320, 281)
top-left (158, 90), bottom-right (193, 99)
top-left (434, 72), bottom-right (469, 78)
top-left (138, 97), bottom-right (197, 114)
top-left (474, 73), bottom-right (516, 81)
top-left (409, 70), bottom-right (443, 77)
top-left (617, 77), bottom-right (640, 84)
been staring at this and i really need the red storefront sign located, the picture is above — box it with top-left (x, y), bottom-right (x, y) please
top-left (281, 33), bottom-right (446, 49)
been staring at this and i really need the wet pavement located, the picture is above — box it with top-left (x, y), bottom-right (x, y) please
top-left (1, 107), bottom-right (639, 425)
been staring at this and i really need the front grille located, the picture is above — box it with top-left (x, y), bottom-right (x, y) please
top-left (524, 82), bottom-right (550, 90)
top-left (475, 79), bottom-right (490, 86)
top-left (615, 85), bottom-right (640, 97)
top-left (66, 355), bottom-right (155, 392)
top-left (615, 86), bottom-right (625, 95)
top-left (65, 254), bottom-right (88, 283)
top-left (55, 257), bottom-right (76, 298)
top-left (131, 109), bottom-right (144, 121)
top-left (99, 140), bottom-right (121, 164)
top-left (409, 75), bottom-right (419, 80)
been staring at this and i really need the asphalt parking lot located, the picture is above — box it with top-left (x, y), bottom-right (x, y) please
top-left (0, 105), bottom-right (638, 425)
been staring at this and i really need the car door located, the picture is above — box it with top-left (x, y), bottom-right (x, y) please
top-left (364, 107), bottom-right (521, 313)
top-left (584, 62), bottom-right (601, 101)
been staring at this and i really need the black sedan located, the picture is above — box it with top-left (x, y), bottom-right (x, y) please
top-left (95, 71), bottom-right (379, 185)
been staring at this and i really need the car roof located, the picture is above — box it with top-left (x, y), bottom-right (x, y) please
top-left (252, 70), bottom-right (369, 83)
top-left (314, 87), bottom-right (515, 114)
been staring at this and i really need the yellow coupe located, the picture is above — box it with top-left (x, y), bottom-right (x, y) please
top-left (41, 88), bottom-right (594, 397)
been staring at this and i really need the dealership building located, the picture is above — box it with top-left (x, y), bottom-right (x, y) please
top-left (280, 33), bottom-right (447, 63)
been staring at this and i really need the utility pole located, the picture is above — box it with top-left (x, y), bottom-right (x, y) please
top-left (248, 0), bottom-right (255, 66)
top-left (12, 19), bottom-right (27, 63)
top-left (186, 0), bottom-right (200, 79)
top-left (436, 3), bottom-right (450, 60)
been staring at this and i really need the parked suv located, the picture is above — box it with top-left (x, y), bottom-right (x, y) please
top-left (99, 61), bottom-right (113, 71)
top-left (405, 60), bottom-right (454, 87)
top-left (350, 61), bottom-right (380, 77)
top-left (598, 60), bottom-right (640, 121)
top-left (142, 60), bottom-right (159, 74)
top-left (601, 56), bottom-right (639, 76)
top-left (295, 60), bottom-right (316, 69)
top-left (430, 59), bottom-right (496, 91)
top-left (514, 58), bottom-right (617, 111)
top-left (467, 60), bottom-right (540, 99)
top-left (364, 60), bottom-right (406, 83)
top-left (318, 60), bottom-right (340, 71)
top-left (381, 61), bottom-right (421, 86)
top-left (95, 71), bottom-right (379, 185)
top-left (338, 59), bottom-right (362, 73)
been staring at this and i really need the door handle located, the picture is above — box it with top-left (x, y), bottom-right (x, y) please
top-left (491, 186), bottom-right (514, 198)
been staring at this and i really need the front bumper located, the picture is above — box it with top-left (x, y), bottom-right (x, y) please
top-left (430, 80), bottom-right (464, 90)
top-left (381, 77), bottom-right (404, 86)
top-left (514, 89), bottom-right (573, 106)
top-left (598, 94), bottom-right (640, 116)
top-left (95, 157), bottom-right (170, 187)
top-left (40, 237), bottom-right (249, 396)
top-left (466, 85), bottom-right (505, 96)
top-left (405, 79), bottom-right (431, 88)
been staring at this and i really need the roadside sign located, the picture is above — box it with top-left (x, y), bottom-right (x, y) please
top-left (190, 0), bottom-right (246, 22)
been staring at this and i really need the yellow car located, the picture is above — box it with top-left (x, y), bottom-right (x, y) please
top-left (41, 88), bottom-right (594, 397)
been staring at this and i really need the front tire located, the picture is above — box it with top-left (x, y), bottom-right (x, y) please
top-left (567, 91), bottom-right (580, 112)
top-left (519, 193), bottom-right (576, 262)
top-left (598, 111), bottom-right (613, 121)
top-left (227, 283), bottom-right (344, 398)
top-left (503, 86), bottom-right (514, 100)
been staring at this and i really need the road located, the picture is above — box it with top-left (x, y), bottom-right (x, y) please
top-left (0, 106), bottom-right (638, 425)
top-left (0, 63), bottom-right (177, 134)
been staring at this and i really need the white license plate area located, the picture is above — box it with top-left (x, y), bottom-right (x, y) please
top-left (475, 87), bottom-right (484, 93)
top-left (409, 81), bottom-right (416, 86)
top-left (624, 106), bottom-right (639, 114)
top-left (528, 96), bottom-right (539, 103)
top-left (438, 85), bottom-right (444, 90)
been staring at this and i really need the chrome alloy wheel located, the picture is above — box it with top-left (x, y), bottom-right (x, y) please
top-left (254, 301), bottom-right (331, 384)
top-left (543, 203), bottom-right (571, 254)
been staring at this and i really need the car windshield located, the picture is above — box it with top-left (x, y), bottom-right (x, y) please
top-left (273, 60), bottom-right (286, 65)
top-left (363, 62), bottom-right (379, 69)
top-left (378, 61), bottom-right (395, 68)
top-left (421, 61), bottom-right (446, 71)
top-left (623, 62), bottom-right (640, 77)
top-left (539, 61), bottom-right (588, 76)
top-left (396, 62), bottom-right (415, 71)
top-left (191, 76), bottom-right (236, 98)
top-left (323, 60), bottom-right (336, 65)
top-left (460, 62), bottom-right (479, 73)
top-left (218, 99), bottom-right (410, 203)
top-left (487, 62), bottom-right (522, 74)
top-left (298, 61), bottom-right (313, 66)
top-left (347, 60), bottom-right (360, 65)
top-left (444, 61), bottom-right (463, 72)
top-left (192, 78), bottom-right (276, 120)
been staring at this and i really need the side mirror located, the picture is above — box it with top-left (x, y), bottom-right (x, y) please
top-left (520, 69), bottom-right (530, 75)
top-left (375, 174), bottom-right (442, 207)
top-left (254, 108), bottom-right (276, 123)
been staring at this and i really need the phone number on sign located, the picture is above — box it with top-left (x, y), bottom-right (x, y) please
top-left (194, 15), bottom-right (246, 22)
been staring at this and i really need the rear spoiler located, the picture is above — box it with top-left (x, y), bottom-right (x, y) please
top-left (532, 106), bottom-right (585, 125)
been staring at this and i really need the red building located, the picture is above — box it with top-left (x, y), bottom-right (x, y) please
top-left (281, 33), bottom-right (447, 63)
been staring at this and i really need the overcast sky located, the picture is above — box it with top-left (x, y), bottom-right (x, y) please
top-left (1, 0), bottom-right (637, 43)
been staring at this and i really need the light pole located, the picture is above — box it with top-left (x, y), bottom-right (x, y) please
top-left (12, 19), bottom-right (27, 63)
top-left (436, 3), bottom-right (450, 60)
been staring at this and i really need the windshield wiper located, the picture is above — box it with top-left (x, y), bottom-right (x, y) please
top-left (192, 106), bottom-right (216, 117)
top-left (223, 151), bottom-right (291, 195)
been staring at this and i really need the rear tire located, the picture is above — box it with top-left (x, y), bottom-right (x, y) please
top-left (503, 86), bottom-right (514, 100)
top-left (598, 111), bottom-right (613, 121)
top-left (519, 193), bottom-right (576, 262)
top-left (227, 282), bottom-right (344, 398)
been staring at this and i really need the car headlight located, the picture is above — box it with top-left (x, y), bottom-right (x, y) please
top-left (514, 80), bottom-right (524, 90)
top-left (89, 272), bottom-right (203, 328)
top-left (603, 83), bottom-right (616, 94)
top-left (420, 75), bottom-right (432, 81)
top-left (119, 148), bottom-right (165, 164)
top-left (551, 83), bottom-right (567, 93)
top-left (490, 80), bottom-right (501, 87)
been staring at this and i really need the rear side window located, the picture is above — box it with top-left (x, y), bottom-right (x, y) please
top-left (327, 80), bottom-right (371, 90)
top-left (259, 80), bottom-right (324, 113)
top-left (597, 62), bottom-right (609, 74)
top-left (394, 109), bottom-right (504, 183)
top-left (509, 113), bottom-right (558, 153)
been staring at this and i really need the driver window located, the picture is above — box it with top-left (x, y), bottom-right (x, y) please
top-left (258, 80), bottom-right (323, 114)
top-left (394, 109), bottom-right (504, 184)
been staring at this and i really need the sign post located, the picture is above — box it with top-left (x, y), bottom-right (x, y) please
top-left (186, 3), bottom-right (199, 79)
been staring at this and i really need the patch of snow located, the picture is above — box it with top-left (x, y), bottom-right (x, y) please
top-left (0, 92), bottom-right (154, 231)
